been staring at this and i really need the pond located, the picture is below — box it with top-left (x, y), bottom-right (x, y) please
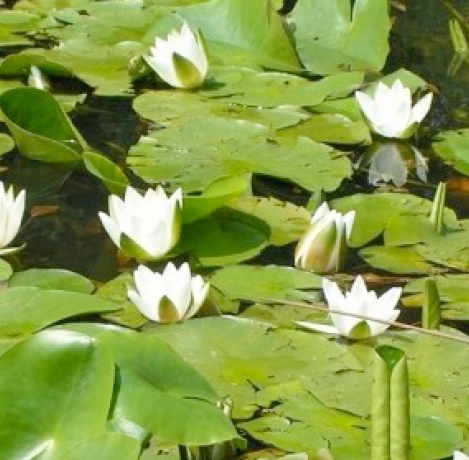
top-left (0, 0), bottom-right (469, 459)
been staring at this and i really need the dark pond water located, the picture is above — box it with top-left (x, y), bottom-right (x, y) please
top-left (12, 0), bottom-right (469, 281)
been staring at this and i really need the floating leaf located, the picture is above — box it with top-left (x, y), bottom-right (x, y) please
top-left (83, 150), bottom-right (129, 195)
top-left (180, 208), bottom-right (270, 267)
top-left (433, 128), bottom-right (469, 176)
top-left (0, 287), bottom-right (119, 338)
top-left (0, 330), bottom-right (120, 459)
top-left (228, 196), bottom-right (310, 246)
top-left (183, 175), bottom-right (250, 224)
top-left (291, 0), bottom-right (390, 74)
top-left (128, 116), bottom-right (352, 193)
top-left (181, 0), bottom-right (301, 71)
top-left (99, 330), bottom-right (238, 445)
top-left (210, 265), bottom-right (322, 303)
top-left (0, 87), bottom-right (86, 163)
top-left (203, 67), bottom-right (364, 107)
top-left (9, 268), bottom-right (94, 293)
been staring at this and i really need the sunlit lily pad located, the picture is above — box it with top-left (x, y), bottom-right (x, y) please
top-left (203, 67), bottom-right (364, 107)
top-left (359, 246), bottom-right (443, 275)
top-left (181, 0), bottom-right (301, 71)
top-left (403, 274), bottom-right (469, 320)
top-left (128, 116), bottom-right (352, 193)
top-left (133, 87), bottom-right (310, 130)
top-left (210, 264), bottom-right (321, 303)
top-left (0, 329), bottom-right (121, 459)
top-left (228, 196), bottom-right (310, 246)
top-left (0, 287), bottom-right (119, 338)
top-left (332, 192), bottom-right (459, 247)
top-left (179, 208), bottom-right (270, 266)
top-left (9, 268), bottom-right (95, 293)
top-left (290, 0), bottom-right (390, 75)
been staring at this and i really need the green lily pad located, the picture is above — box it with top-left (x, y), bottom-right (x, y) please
top-left (132, 86), bottom-right (310, 130)
top-left (183, 175), bottom-right (250, 224)
top-left (278, 113), bottom-right (371, 145)
top-left (403, 274), bottom-right (469, 320)
top-left (149, 316), bottom-right (364, 419)
top-left (228, 196), bottom-right (310, 246)
top-left (332, 192), bottom-right (459, 248)
top-left (9, 268), bottom-right (95, 293)
top-left (181, 0), bottom-right (301, 71)
top-left (0, 258), bottom-right (12, 282)
top-left (97, 271), bottom-right (148, 329)
top-left (359, 246), bottom-right (443, 275)
top-left (210, 264), bottom-right (322, 303)
top-left (203, 67), bottom-right (365, 107)
top-left (0, 87), bottom-right (86, 163)
top-left (180, 208), bottom-right (270, 267)
top-left (128, 116), bottom-right (352, 193)
top-left (0, 133), bottom-right (14, 155)
top-left (239, 391), bottom-right (368, 459)
top-left (432, 128), bottom-right (469, 177)
top-left (290, 0), bottom-right (390, 75)
top-left (83, 150), bottom-right (129, 196)
top-left (0, 329), bottom-right (120, 459)
top-left (0, 287), bottom-right (120, 338)
top-left (99, 330), bottom-right (238, 446)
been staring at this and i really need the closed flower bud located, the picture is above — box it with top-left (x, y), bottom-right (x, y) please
top-left (295, 202), bottom-right (355, 274)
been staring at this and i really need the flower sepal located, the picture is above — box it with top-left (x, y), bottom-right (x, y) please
top-left (0, 243), bottom-right (26, 257)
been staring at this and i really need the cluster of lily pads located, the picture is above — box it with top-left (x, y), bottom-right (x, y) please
top-left (2, 0), bottom-right (469, 459)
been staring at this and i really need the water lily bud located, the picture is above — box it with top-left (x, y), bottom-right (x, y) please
top-left (144, 22), bottom-right (208, 89)
top-left (295, 202), bottom-right (355, 274)
top-left (27, 66), bottom-right (51, 91)
top-left (127, 263), bottom-right (210, 323)
top-left (0, 181), bottom-right (26, 256)
top-left (98, 186), bottom-right (182, 261)
top-left (296, 276), bottom-right (402, 340)
top-left (355, 79), bottom-right (433, 139)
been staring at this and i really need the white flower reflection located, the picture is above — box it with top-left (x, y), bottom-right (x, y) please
top-left (356, 142), bottom-right (428, 187)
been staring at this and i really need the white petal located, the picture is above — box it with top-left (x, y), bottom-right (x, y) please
top-left (164, 262), bottom-right (192, 318)
top-left (355, 91), bottom-right (376, 124)
top-left (367, 308), bottom-right (400, 337)
top-left (98, 212), bottom-right (121, 247)
top-left (311, 202), bottom-right (330, 224)
top-left (128, 289), bottom-right (158, 321)
top-left (411, 92), bottom-right (433, 123)
top-left (342, 210), bottom-right (355, 241)
top-left (453, 451), bottom-right (469, 460)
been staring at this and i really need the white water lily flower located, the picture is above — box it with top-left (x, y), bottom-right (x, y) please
top-left (355, 79), bottom-right (433, 139)
top-left (295, 202), bottom-right (355, 274)
top-left (454, 451), bottom-right (469, 460)
top-left (297, 276), bottom-right (402, 339)
top-left (98, 186), bottom-right (182, 261)
top-left (144, 22), bottom-right (208, 89)
top-left (128, 263), bottom-right (210, 323)
top-left (0, 182), bottom-right (25, 255)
